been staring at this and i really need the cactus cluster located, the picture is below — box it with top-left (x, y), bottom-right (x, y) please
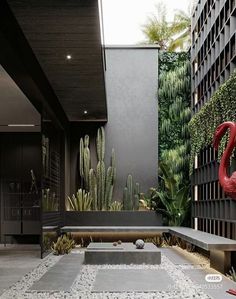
top-left (67, 188), bottom-right (92, 211)
top-left (123, 174), bottom-right (140, 210)
top-left (52, 234), bottom-right (75, 255)
top-left (109, 200), bottom-right (123, 211)
top-left (77, 126), bottom-right (116, 210)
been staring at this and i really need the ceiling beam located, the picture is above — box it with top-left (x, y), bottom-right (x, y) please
top-left (0, 0), bottom-right (69, 131)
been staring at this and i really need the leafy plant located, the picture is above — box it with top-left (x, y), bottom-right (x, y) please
top-left (67, 189), bottom-right (92, 211)
top-left (153, 162), bottom-right (191, 226)
top-left (227, 267), bottom-right (236, 282)
top-left (189, 71), bottom-right (236, 174)
top-left (139, 190), bottom-right (157, 210)
top-left (52, 234), bottom-right (75, 255)
top-left (109, 201), bottom-right (123, 211)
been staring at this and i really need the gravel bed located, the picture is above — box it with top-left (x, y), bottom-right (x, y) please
top-left (0, 249), bottom-right (212, 299)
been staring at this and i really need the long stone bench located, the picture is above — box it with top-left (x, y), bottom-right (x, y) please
top-left (169, 227), bottom-right (236, 273)
top-left (61, 225), bottom-right (236, 273)
top-left (61, 226), bottom-right (169, 235)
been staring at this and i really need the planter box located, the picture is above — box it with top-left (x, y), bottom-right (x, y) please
top-left (85, 242), bottom-right (161, 265)
top-left (64, 211), bottom-right (162, 226)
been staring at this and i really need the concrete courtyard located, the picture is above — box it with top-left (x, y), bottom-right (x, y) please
top-left (0, 245), bottom-right (236, 299)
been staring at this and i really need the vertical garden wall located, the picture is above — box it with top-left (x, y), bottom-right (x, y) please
top-left (157, 51), bottom-right (192, 226)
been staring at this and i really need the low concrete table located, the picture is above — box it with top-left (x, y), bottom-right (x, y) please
top-left (84, 242), bottom-right (161, 265)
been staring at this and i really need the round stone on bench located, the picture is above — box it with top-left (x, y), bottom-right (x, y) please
top-left (135, 239), bottom-right (145, 249)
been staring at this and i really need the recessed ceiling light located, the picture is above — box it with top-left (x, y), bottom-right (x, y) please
top-left (66, 54), bottom-right (72, 60)
top-left (84, 110), bottom-right (88, 115)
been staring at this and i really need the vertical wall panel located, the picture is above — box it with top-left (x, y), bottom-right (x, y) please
top-left (104, 47), bottom-right (158, 199)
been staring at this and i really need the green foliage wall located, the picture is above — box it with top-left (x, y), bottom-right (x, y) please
top-left (189, 71), bottom-right (236, 173)
top-left (158, 51), bottom-right (191, 185)
top-left (158, 52), bottom-right (191, 156)
top-left (159, 51), bottom-right (190, 72)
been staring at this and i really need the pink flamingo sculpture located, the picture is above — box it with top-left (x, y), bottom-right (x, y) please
top-left (213, 121), bottom-right (236, 199)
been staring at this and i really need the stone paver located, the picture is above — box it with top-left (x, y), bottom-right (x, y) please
top-left (160, 247), bottom-right (204, 265)
top-left (92, 269), bottom-right (174, 292)
top-left (0, 245), bottom-right (41, 296)
top-left (30, 253), bottom-right (83, 291)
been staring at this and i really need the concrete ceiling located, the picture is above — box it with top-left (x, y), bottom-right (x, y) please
top-left (7, 0), bottom-right (107, 122)
top-left (0, 65), bottom-right (40, 131)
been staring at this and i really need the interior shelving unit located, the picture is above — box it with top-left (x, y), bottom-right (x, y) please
top-left (2, 180), bottom-right (40, 236)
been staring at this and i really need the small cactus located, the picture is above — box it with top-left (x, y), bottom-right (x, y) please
top-left (123, 175), bottom-right (140, 210)
top-left (109, 200), bottom-right (123, 211)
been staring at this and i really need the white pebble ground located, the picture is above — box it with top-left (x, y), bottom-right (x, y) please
top-left (0, 248), bottom-right (212, 299)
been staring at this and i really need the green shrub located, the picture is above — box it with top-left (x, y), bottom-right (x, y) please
top-left (189, 71), bottom-right (236, 173)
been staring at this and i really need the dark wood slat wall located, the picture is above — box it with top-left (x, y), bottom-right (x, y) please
top-left (7, 0), bottom-right (107, 121)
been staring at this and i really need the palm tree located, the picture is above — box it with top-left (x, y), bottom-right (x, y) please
top-left (142, 3), bottom-right (191, 51)
top-left (169, 10), bottom-right (191, 51)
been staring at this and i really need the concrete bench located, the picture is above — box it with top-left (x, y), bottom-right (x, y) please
top-left (169, 227), bottom-right (236, 273)
top-left (60, 226), bottom-right (169, 237)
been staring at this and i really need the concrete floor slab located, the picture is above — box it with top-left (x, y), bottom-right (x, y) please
top-left (92, 269), bottom-right (174, 292)
top-left (183, 268), bottom-right (236, 299)
top-left (30, 253), bottom-right (83, 291)
top-left (0, 245), bottom-right (41, 296)
top-left (160, 247), bottom-right (204, 265)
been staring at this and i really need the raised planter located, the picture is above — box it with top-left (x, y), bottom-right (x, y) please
top-left (64, 211), bottom-right (162, 226)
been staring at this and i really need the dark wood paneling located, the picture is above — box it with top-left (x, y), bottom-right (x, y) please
top-left (7, 0), bottom-right (107, 121)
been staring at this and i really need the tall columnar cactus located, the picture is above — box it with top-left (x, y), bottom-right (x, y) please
top-left (79, 138), bottom-right (84, 188)
top-left (111, 148), bottom-right (116, 182)
top-left (96, 127), bottom-right (106, 209)
top-left (123, 174), bottom-right (140, 210)
top-left (83, 135), bottom-right (91, 191)
top-left (134, 182), bottom-right (140, 211)
top-left (105, 148), bottom-right (116, 210)
top-left (97, 160), bottom-right (106, 210)
top-left (77, 126), bottom-right (116, 210)
top-left (89, 169), bottom-right (97, 210)
top-left (96, 127), bottom-right (105, 161)
top-left (123, 187), bottom-right (129, 210)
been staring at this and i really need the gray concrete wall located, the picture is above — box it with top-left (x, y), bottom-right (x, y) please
top-left (104, 46), bottom-right (158, 200)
